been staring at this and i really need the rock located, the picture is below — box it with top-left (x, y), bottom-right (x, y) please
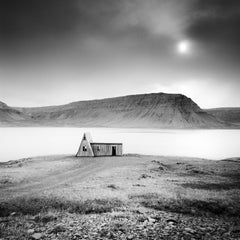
top-left (148, 217), bottom-right (156, 224)
top-left (127, 235), bottom-right (134, 239)
top-left (165, 226), bottom-right (172, 230)
top-left (184, 227), bottom-right (196, 234)
top-left (50, 224), bottom-right (66, 233)
top-left (74, 233), bottom-right (81, 237)
top-left (143, 220), bottom-right (148, 226)
top-left (27, 229), bottom-right (35, 234)
top-left (139, 174), bottom-right (151, 179)
top-left (31, 233), bottom-right (42, 239)
top-left (222, 232), bottom-right (230, 237)
top-left (26, 222), bottom-right (34, 228)
top-left (27, 216), bottom-right (36, 221)
top-left (231, 226), bottom-right (240, 233)
top-left (151, 215), bottom-right (162, 221)
top-left (10, 212), bottom-right (16, 216)
top-left (197, 227), bottom-right (207, 231)
top-left (190, 209), bottom-right (196, 214)
top-left (135, 209), bottom-right (144, 214)
top-left (166, 219), bottom-right (178, 225)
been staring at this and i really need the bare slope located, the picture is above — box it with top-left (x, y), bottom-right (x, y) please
top-left (206, 108), bottom-right (240, 126)
top-left (0, 93), bottom-right (233, 128)
top-left (0, 101), bottom-right (30, 126)
top-left (1, 154), bottom-right (240, 201)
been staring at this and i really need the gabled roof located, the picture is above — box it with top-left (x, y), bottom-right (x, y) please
top-left (91, 142), bottom-right (122, 145)
top-left (83, 132), bottom-right (93, 143)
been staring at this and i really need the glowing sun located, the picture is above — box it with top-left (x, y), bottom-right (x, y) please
top-left (177, 40), bottom-right (191, 55)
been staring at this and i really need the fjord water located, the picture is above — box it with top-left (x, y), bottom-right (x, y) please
top-left (0, 128), bottom-right (239, 162)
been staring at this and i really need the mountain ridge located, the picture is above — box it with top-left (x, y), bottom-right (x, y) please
top-left (0, 92), bottom-right (237, 128)
top-left (205, 107), bottom-right (240, 126)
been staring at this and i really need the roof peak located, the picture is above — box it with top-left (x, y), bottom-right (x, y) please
top-left (91, 142), bottom-right (122, 145)
top-left (83, 132), bottom-right (93, 142)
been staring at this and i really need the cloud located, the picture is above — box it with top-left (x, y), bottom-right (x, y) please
top-left (113, 0), bottom-right (191, 39)
top-left (0, 0), bottom-right (194, 67)
top-left (0, 0), bottom-right (239, 107)
top-left (0, 0), bottom-right (192, 49)
top-left (187, 0), bottom-right (240, 59)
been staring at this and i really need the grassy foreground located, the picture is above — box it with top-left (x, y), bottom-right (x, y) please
top-left (0, 154), bottom-right (240, 239)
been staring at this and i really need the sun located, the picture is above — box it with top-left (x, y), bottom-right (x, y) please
top-left (177, 40), bottom-right (191, 55)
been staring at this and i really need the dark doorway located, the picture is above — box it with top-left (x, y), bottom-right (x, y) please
top-left (112, 146), bottom-right (116, 156)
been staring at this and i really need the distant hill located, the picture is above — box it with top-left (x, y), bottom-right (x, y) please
top-left (205, 108), bottom-right (240, 126)
top-left (0, 93), bottom-right (237, 128)
top-left (0, 101), bottom-right (30, 126)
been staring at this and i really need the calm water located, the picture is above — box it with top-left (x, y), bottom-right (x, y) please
top-left (0, 128), bottom-right (240, 162)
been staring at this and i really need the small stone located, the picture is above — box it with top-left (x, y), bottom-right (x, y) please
top-left (27, 229), bottom-right (35, 234)
top-left (184, 228), bottom-right (196, 234)
top-left (31, 233), bottom-right (42, 239)
top-left (74, 233), bottom-right (81, 237)
top-left (232, 226), bottom-right (240, 233)
top-left (50, 224), bottom-right (66, 234)
top-left (148, 217), bottom-right (156, 223)
top-left (197, 227), bottom-right (206, 231)
top-left (27, 216), bottom-right (36, 221)
top-left (127, 235), bottom-right (134, 240)
top-left (166, 219), bottom-right (178, 225)
top-left (223, 232), bottom-right (230, 237)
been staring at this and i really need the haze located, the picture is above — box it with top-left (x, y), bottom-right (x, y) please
top-left (0, 0), bottom-right (240, 108)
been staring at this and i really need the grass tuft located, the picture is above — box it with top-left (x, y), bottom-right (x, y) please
top-left (107, 184), bottom-right (119, 190)
top-left (182, 181), bottom-right (240, 190)
top-left (130, 193), bottom-right (240, 217)
top-left (0, 197), bottom-right (123, 217)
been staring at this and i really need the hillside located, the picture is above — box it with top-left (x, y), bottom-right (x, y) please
top-left (206, 108), bottom-right (240, 126)
top-left (0, 101), bottom-right (30, 126)
top-left (0, 93), bottom-right (235, 128)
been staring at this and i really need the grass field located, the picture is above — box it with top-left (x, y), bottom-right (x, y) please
top-left (0, 154), bottom-right (240, 239)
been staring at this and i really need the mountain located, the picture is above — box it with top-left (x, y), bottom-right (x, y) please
top-left (205, 108), bottom-right (240, 126)
top-left (0, 93), bottom-right (236, 128)
top-left (0, 101), bottom-right (30, 126)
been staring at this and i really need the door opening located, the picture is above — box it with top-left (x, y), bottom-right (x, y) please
top-left (112, 146), bottom-right (116, 156)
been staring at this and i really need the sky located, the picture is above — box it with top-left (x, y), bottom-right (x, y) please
top-left (0, 0), bottom-right (240, 108)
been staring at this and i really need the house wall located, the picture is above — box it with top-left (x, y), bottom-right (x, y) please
top-left (76, 139), bottom-right (94, 157)
top-left (91, 144), bottom-right (122, 156)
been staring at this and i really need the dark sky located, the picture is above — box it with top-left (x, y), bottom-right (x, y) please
top-left (0, 0), bottom-right (240, 107)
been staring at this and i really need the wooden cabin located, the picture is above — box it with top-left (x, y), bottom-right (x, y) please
top-left (76, 132), bottom-right (123, 157)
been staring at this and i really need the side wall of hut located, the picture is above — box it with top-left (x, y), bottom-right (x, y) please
top-left (91, 144), bottom-right (122, 156)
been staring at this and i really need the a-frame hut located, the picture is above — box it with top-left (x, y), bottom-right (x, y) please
top-left (76, 132), bottom-right (123, 157)
top-left (76, 132), bottom-right (94, 157)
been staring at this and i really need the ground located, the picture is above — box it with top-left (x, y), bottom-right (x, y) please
top-left (0, 154), bottom-right (240, 239)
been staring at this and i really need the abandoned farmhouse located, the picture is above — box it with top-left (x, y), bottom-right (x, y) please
top-left (76, 132), bottom-right (123, 157)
